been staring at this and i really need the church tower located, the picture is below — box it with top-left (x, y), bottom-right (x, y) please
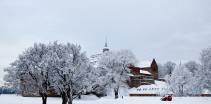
top-left (151, 59), bottom-right (158, 80)
top-left (103, 37), bottom-right (109, 52)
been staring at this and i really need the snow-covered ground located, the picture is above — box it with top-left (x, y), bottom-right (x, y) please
top-left (0, 94), bottom-right (211, 104)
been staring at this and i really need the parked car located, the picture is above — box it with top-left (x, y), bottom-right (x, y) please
top-left (161, 94), bottom-right (172, 101)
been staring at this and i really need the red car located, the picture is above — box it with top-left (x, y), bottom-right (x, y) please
top-left (161, 94), bottom-right (172, 101)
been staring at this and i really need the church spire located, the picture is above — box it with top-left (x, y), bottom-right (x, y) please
top-left (103, 36), bottom-right (109, 52)
top-left (105, 36), bottom-right (108, 47)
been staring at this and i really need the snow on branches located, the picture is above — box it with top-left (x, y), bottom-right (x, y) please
top-left (97, 50), bottom-right (137, 98)
top-left (4, 42), bottom-right (94, 104)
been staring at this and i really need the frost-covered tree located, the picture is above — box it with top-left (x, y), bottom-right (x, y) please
top-left (187, 68), bottom-right (204, 95)
top-left (165, 47), bottom-right (211, 96)
top-left (3, 65), bottom-right (20, 93)
top-left (98, 50), bottom-right (137, 99)
top-left (165, 64), bottom-right (193, 96)
top-left (183, 61), bottom-right (204, 95)
top-left (200, 47), bottom-right (211, 91)
top-left (163, 61), bottom-right (176, 76)
top-left (157, 63), bottom-right (165, 78)
top-left (4, 42), bottom-right (94, 104)
top-left (4, 43), bottom-right (50, 104)
top-left (158, 61), bottom-right (176, 78)
top-left (46, 42), bottom-right (91, 104)
top-left (184, 61), bottom-right (200, 74)
top-left (89, 52), bottom-right (109, 97)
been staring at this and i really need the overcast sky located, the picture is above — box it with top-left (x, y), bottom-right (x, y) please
top-left (1, 0), bottom-right (211, 83)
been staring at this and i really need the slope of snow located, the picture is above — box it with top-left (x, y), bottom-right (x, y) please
top-left (0, 94), bottom-right (211, 104)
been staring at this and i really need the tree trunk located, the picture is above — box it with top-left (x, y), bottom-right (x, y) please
top-left (40, 93), bottom-right (47, 104)
top-left (78, 95), bottom-right (81, 99)
top-left (41, 96), bottom-right (47, 104)
top-left (181, 85), bottom-right (184, 96)
top-left (68, 97), bottom-right (73, 104)
top-left (68, 88), bottom-right (73, 104)
top-left (114, 88), bottom-right (119, 99)
top-left (61, 92), bottom-right (68, 104)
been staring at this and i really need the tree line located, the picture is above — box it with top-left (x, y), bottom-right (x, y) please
top-left (3, 41), bottom-right (211, 104)
top-left (3, 41), bottom-right (137, 104)
top-left (158, 47), bottom-right (211, 96)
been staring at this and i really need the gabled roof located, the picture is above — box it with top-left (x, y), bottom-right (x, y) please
top-left (141, 67), bottom-right (151, 71)
top-left (128, 65), bottom-right (152, 75)
top-left (140, 70), bottom-right (151, 75)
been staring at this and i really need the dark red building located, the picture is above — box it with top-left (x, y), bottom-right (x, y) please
top-left (128, 59), bottom-right (158, 87)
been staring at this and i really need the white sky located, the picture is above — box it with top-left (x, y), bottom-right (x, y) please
top-left (1, 0), bottom-right (211, 83)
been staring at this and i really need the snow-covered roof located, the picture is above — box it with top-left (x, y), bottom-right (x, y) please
top-left (140, 70), bottom-right (151, 75)
top-left (202, 89), bottom-right (211, 94)
top-left (128, 74), bottom-right (134, 76)
top-left (129, 81), bottom-right (168, 94)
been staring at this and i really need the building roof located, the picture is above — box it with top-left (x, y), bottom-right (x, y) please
top-left (140, 70), bottom-right (151, 75)
top-left (128, 74), bottom-right (134, 76)
top-left (129, 81), bottom-right (168, 94)
top-left (141, 67), bottom-right (151, 71)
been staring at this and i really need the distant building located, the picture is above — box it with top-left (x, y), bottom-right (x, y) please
top-left (128, 80), bottom-right (168, 96)
top-left (90, 38), bottom-right (110, 67)
top-left (128, 59), bottom-right (158, 87)
top-left (93, 39), bottom-right (159, 88)
top-left (102, 37), bottom-right (109, 53)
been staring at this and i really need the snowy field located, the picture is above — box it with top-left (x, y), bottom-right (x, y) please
top-left (0, 94), bottom-right (211, 104)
